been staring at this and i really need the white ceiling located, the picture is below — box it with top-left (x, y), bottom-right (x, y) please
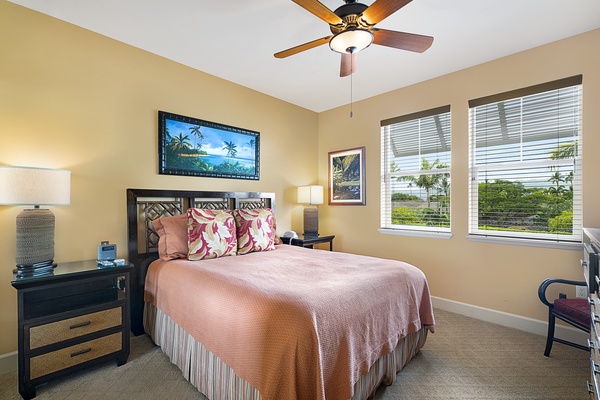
top-left (9, 0), bottom-right (600, 112)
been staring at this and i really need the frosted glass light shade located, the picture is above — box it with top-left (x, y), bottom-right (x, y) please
top-left (298, 185), bottom-right (324, 205)
top-left (0, 166), bottom-right (71, 206)
top-left (329, 29), bottom-right (374, 54)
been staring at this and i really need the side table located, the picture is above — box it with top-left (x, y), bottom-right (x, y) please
top-left (281, 234), bottom-right (335, 251)
top-left (11, 260), bottom-right (133, 399)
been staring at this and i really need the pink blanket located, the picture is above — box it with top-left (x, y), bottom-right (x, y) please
top-left (145, 245), bottom-right (434, 400)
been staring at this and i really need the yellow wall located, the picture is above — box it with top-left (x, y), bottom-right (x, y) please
top-left (0, 2), bottom-right (319, 355)
top-left (318, 29), bottom-right (600, 322)
top-left (1, 0), bottom-right (599, 358)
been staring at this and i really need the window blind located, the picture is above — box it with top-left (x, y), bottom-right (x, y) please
top-left (381, 106), bottom-right (451, 234)
top-left (468, 75), bottom-right (583, 244)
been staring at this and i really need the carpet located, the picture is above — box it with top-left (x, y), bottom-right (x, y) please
top-left (0, 309), bottom-right (589, 399)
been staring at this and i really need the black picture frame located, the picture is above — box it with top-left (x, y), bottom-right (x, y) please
top-left (158, 111), bottom-right (260, 180)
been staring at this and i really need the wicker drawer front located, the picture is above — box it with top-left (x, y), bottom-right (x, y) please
top-left (30, 332), bottom-right (122, 379)
top-left (30, 307), bottom-right (121, 350)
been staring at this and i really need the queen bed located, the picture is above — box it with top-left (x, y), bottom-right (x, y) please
top-left (126, 188), bottom-right (435, 400)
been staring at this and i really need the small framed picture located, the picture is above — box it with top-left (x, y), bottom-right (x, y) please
top-left (328, 146), bottom-right (366, 205)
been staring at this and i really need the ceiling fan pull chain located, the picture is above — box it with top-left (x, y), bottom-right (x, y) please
top-left (350, 68), bottom-right (353, 118)
top-left (350, 48), bottom-right (354, 118)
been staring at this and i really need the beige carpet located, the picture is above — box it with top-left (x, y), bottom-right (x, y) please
top-left (0, 309), bottom-right (589, 399)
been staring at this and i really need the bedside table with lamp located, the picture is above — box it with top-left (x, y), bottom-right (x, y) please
top-left (291, 185), bottom-right (336, 251)
top-left (0, 166), bottom-right (131, 399)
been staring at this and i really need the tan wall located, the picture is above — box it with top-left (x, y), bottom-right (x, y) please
top-left (318, 29), bottom-right (600, 322)
top-left (0, 2), bottom-right (319, 355)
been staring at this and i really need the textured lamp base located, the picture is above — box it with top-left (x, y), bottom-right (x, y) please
top-left (15, 208), bottom-right (56, 275)
top-left (303, 205), bottom-right (319, 238)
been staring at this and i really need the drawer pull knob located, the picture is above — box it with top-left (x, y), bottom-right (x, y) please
top-left (69, 321), bottom-right (91, 330)
top-left (589, 339), bottom-right (595, 350)
top-left (70, 347), bottom-right (92, 358)
top-left (588, 380), bottom-right (595, 395)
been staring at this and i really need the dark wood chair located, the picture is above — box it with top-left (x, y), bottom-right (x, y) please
top-left (538, 278), bottom-right (590, 356)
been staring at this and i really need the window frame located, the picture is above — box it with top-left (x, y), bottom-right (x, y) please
top-left (467, 75), bottom-right (583, 249)
top-left (380, 105), bottom-right (453, 239)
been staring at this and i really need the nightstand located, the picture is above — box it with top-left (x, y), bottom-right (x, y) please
top-left (281, 235), bottom-right (335, 251)
top-left (11, 260), bottom-right (133, 400)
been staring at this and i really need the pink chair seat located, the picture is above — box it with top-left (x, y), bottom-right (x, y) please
top-left (553, 298), bottom-right (590, 327)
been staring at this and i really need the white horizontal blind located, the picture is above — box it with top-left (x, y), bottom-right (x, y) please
top-left (381, 106), bottom-right (451, 234)
top-left (468, 76), bottom-right (583, 244)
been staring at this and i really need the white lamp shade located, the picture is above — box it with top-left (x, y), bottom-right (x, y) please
top-left (298, 185), bottom-right (324, 205)
top-left (329, 29), bottom-right (374, 54)
top-left (0, 166), bottom-right (71, 206)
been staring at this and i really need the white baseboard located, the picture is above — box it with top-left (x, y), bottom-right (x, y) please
top-left (0, 351), bottom-right (17, 374)
top-left (432, 295), bottom-right (588, 347)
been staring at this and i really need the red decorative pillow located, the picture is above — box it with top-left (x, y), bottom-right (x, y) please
top-left (234, 208), bottom-right (276, 255)
top-left (187, 209), bottom-right (237, 260)
top-left (152, 214), bottom-right (188, 260)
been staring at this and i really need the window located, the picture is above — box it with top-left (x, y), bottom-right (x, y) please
top-left (468, 75), bottom-right (582, 246)
top-left (380, 106), bottom-right (451, 237)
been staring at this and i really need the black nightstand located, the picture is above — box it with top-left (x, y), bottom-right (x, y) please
top-left (281, 235), bottom-right (335, 251)
top-left (11, 260), bottom-right (133, 399)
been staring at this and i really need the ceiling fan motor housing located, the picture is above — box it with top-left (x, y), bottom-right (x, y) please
top-left (331, 2), bottom-right (371, 34)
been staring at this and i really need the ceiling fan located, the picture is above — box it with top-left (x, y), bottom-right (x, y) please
top-left (274, 0), bottom-right (434, 77)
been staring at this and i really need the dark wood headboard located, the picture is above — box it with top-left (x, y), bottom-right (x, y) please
top-left (126, 188), bottom-right (276, 334)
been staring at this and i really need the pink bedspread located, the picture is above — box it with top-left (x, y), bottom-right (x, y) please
top-left (144, 245), bottom-right (435, 400)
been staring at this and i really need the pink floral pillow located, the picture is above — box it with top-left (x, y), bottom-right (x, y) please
top-left (233, 208), bottom-right (275, 255)
top-left (187, 209), bottom-right (237, 261)
top-left (272, 214), bottom-right (282, 245)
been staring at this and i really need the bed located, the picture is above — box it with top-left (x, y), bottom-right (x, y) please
top-left (126, 188), bottom-right (435, 400)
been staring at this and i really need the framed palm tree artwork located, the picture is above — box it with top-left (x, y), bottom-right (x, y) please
top-left (328, 146), bottom-right (366, 205)
top-left (158, 111), bottom-right (260, 180)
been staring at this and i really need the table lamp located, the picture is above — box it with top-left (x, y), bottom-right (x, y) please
top-left (0, 166), bottom-right (71, 275)
top-left (298, 185), bottom-right (323, 238)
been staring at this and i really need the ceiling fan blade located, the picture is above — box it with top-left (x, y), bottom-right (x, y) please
top-left (373, 29), bottom-right (433, 53)
top-left (292, 0), bottom-right (343, 25)
top-left (274, 36), bottom-right (332, 58)
top-left (362, 0), bottom-right (412, 25)
top-left (340, 52), bottom-right (357, 77)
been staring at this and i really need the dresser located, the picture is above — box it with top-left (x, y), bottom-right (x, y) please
top-left (11, 260), bottom-right (133, 399)
top-left (584, 228), bottom-right (600, 399)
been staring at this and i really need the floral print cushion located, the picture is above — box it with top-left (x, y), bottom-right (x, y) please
top-left (234, 208), bottom-right (276, 255)
top-left (187, 209), bottom-right (237, 260)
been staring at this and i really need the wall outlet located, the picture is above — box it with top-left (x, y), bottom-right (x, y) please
top-left (576, 285), bottom-right (588, 298)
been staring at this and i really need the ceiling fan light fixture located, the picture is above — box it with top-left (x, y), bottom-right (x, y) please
top-left (329, 29), bottom-right (373, 54)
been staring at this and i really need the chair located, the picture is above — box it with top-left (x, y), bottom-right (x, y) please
top-left (538, 278), bottom-right (591, 356)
